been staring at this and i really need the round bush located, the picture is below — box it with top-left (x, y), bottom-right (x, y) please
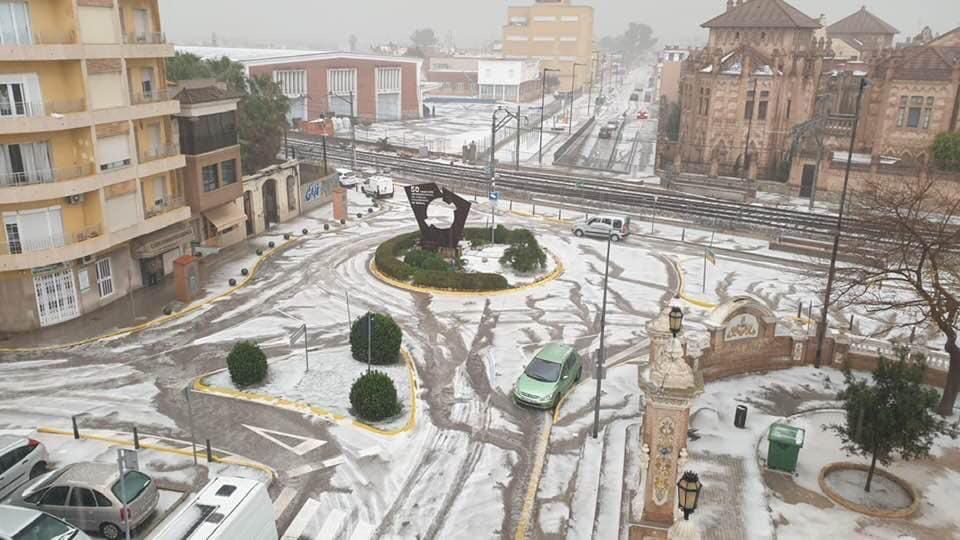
top-left (349, 370), bottom-right (401, 422)
top-left (350, 312), bottom-right (402, 365)
top-left (226, 341), bottom-right (268, 387)
top-left (500, 231), bottom-right (547, 273)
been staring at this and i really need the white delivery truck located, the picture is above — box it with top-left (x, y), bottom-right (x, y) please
top-left (148, 477), bottom-right (276, 540)
top-left (362, 175), bottom-right (395, 199)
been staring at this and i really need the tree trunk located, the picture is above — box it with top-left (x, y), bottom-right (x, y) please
top-left (936, 340), bottom-right (960, 417)
top-left (865, 446), bottom-right (879, 493)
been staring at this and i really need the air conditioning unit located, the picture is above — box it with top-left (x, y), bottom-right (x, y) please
top-left (78, 255), bottom-right (94, 265)
top-left (65, 193), bottom-right (84, 205)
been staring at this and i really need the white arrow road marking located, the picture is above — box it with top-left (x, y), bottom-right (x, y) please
top-left (285, 456), bottom-right (345, 479)
top-left (242, 424), bottom-right (326, 456)
top-left (272, 486), bottom-right (297, 519)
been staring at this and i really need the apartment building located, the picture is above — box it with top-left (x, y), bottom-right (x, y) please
top-left (501, 0), bottom-right (594, 93)
top-left (0, 0), bottom-right (189, 331)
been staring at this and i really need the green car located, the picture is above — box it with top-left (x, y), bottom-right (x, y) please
top-left (513, 343), bottom-right (583, 409)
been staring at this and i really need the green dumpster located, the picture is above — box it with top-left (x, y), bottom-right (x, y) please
top-left (767, 423), bottom-right (805, 473)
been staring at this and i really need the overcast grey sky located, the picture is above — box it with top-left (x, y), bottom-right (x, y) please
top-left (159, 0), bottom-right (960, 51)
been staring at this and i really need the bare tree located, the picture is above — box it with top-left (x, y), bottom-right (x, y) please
top-left (834, 174), bottom-right (960, 415)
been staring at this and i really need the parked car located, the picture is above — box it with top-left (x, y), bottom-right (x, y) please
top-left (13, 463), bottom-right (159, 540)
top-left (636, 110), bottom-right (649, 120)
top-left (148, 477), bottom-right (276, 540)
top-left (598, 126), bottom-right (613, 139)
top-left (0, 504), bottom-right (90, 540)
top-left (336, 168), bottom-right (362, 188)
top-left (572, 215), bottom-right (631, 241)
top-left (513, 343), bottom-right (582, 409)
top-left (629, 92), bottom-right (640, 102)
top-left (362, 175), bottom-right (395, 199)
top-left (0, 436), bottom-right (48, 502)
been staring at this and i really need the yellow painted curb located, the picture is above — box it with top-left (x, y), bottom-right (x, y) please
top-left (35, 426), bottom-right (276, 479)
top-left (672, 257), bottom-right (718, 309)
top-left (370, 251), bottom-right (565, 297)
top-left (0, 237), bottom-right (304, 354)
top-left (514, 412), bottom-right (552, 540)
top-left (191, 349), bottom-right (419, 437)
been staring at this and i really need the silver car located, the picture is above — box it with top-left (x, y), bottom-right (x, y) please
top-left (13, 463), bottom-right (158, 540)
top-left (0, 504), bottom-right (90, 539)
top-left (572, 215), bottom-right (631, 242)
top-left (0, 435), bottom-right (48, 502)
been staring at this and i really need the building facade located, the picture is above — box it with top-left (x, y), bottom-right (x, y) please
top-left (177, 47), bottom-right (423, 125)
top-left (173, 83), bottom-right (246, 249)
top-left (478, 59), bottom-right (542, 102)
top-left (241, 160), bottom-right (301, 237)
top-left (424, 56), bottom-right (481, 98)
top-left (0, 0), bottom-right (190, 332)
top-left (656, 46), bottom-right (691, 104)
top-left (826, 7), bottom-right (898, 55)
top-left (501, 0), bottom-right (594, 92)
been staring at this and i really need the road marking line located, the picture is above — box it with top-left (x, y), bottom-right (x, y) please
top-left (285, 456), bottom-right (344, 479)
top-left (243, 424), bottom-right (326, 456)
top-left (272, 486), bottom-right (297, 519)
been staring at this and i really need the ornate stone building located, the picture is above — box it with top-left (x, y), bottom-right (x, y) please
top-left (826, 6), bottom-right (899, 57)
top-left (673, 0), bottom-right (825, 181)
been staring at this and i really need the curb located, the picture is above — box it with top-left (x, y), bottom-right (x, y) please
top-left (369, 251), bottom-right (565, 297)
top-left (818, 462), bottom-right (920, 518)
top-left (192, 348), bottom-right (419, 437)
top-left (671, 257), bottom-right (717, 309)
top-left (35, 426), bottom-right (276, 481)
top-left (0, 236), bottom-right (304, 354)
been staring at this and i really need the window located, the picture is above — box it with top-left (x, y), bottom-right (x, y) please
top-left (202, 163), bottom-right (219, 192)
top-left (560, 15), bottom-right (579, 22)
top-left (744, 99), bottom-right (754, 120)
top-left (69, 488), bottom-right (99, 507)
top-left (896, 96), bottom-right (907, 127)
top-left (757, 100), bottom-right (768, 121)
top-left (3, 206), bottom-right (64, 253)
top-left (906, 96), bottom-right (924, 128)
top-left (0, 1), bottom-right (32, 45)
top-left (220, 159), bottom-right (236, 185)
top-left (922, 96), bottom-right (934, 129)
top-left (112, 471), bottom-right (151, 504)
top-left (533, 15), bottom-right (557, 22)
top-left (97, 134), bottom-right (131, 171)
top-left (0, 80), bottom-right (25, 116)
top-left (327, 69), bottom-right (357, 116)
top-left (40, 486), bottom-right (70, 506)
top-left (1, 141), bottom-right (53, 186)
top-left (376, 67), bottom-right (401, 93)
top-left (93, 490), bottom-right (112, 507)
top-left (698, 87), bottom-right (710, 115)
top-left (96, 257), bottom-right (113, 297)
top-left (286, 175), bottom-right (296, 211)
top-left (272, 69), bottom-right (306, 98)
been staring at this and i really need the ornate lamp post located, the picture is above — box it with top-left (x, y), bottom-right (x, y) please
top-left (669, 306), bottom-right (684, 337)
top-left (676, 471), bottom-right (703, 520)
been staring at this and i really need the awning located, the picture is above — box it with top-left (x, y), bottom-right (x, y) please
top-left (133, 222), bottom-right (194, 259)
top-left (203, 201), bottom-right (247, 231)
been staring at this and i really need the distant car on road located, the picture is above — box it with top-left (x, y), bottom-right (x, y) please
top-left (362, 175), bottom-right (395, 199)
top-left (572, 215), bottom-right (631, 242)
top-left (636, 110), bottom-right (649, 120)
top-left (598, 126), bottom-right (613, 139)
top-left (629, 92), bottom-right (640, 102)
top-left (0, 504), bottom-right (90, 540)
top-left (336, 168), bottom-right (362, 187)
top-left (513, 343), bottom-right (583, 409)
top-left (0, 435), bottom-right (48, 502)
top-left (13, 462), bottom-right (159, 540)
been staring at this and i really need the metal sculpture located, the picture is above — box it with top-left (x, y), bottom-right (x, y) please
top-left (404, 183), bottom-right (472, 250)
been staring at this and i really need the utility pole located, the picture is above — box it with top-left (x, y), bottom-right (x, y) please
top-left (592, 231), bottom-right (613, 439)
top-left (569, 63), bottom-right (584, 134)
top-left (330, 91), bottom-right (357, 169)
top-left (742, 79), bottom-right (758, 181)
top-left (538, 68), bottom-right (560, 165)
top-left (588, 51), bottom-right (597, 117)
top-left (515, 105), bottom-right (522, 170)
top-left (814, 78), bottom-right (869, 369)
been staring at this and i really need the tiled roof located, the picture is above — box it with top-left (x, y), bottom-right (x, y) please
top-left (827, 7), bottom-right (898, 35)
top-left (876, 46), bottom-right (960, 81)
top-left (175, 85), bottom-right (244, 105)
top-left (701, 0), bottom-right (820, 29)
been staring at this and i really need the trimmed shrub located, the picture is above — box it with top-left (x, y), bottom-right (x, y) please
top-left (349, 370), bottom-right (401, 421)
top-left (404, 248), bottom-right (450, 271)
top-left (226, 341), bottom-right (268, 387)
top-left (374, 232), bottom-right (419, 281)
top-left (500, 231), bottom-right (547, 273)
top-left (932, 132), bottom-right (960, 171)
top-left (350, 312), bottom-right (403, 365)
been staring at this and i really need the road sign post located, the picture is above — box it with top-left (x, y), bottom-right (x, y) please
top-left (290, 323), bottom-right (308, 371)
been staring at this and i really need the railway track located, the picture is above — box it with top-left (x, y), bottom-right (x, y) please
top-left (286, 135), bottom-right (884, 239)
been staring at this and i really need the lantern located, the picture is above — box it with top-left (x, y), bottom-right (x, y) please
top-left (669, 306), bottom-right (684, 337)
top-left (676, 470), bottom-right (702, 520)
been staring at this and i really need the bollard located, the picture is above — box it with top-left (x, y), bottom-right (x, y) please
top-left (797, 302), bottom-right (802, 318)
top-left (283, 233), bottom-right (291, 240)
top-left (72, 416), bottom-right (80, 440)
top-left (532, 202), bottom-right (536, 215)
top-left (324, 223), bottom-right (330, 231)
top-left (357, 213), bottom-right (363, 218)
top-left (302, 228), bottom-right (308, 235)
top-left (256, 248), bottom-right (263, 256)
top-left (241, 268), bottom-right (249, 276)
top-left (162, 306), bottom-right (172, 316)
top-left (268, 241), bottom-right (275, 248)
top-left (734, 405), bottom-right (748, 428)
top-left (206, 439), bottom-right (213, 463)
top-left (228, 278), bottom-right (237, 286)
top-left (682, 228), bottom-right (686, 242)
top-left (133, 426), bottom-right (140, 450)
top-left (340, 219), bottom-right (346, 225)
top-left (368, 208), bottom-right (373, 214)
top-left (558, 207), bottom-right (562, 220)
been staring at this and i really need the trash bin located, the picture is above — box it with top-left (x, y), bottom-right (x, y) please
top-left (767, 423), bottom-right (805, 474)
top-left (734, 405), bottom-right (748, 428)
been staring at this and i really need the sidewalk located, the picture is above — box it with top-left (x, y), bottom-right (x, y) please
top-left (0, 242), bottom-right (255, 351)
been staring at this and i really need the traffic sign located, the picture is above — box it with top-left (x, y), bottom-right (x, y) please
top-left (289, 323), bottom-right (306, 348)
top-left (489, 191), bottom-right (500, 201)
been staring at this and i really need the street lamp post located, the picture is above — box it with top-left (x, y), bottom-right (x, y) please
top-left (592, 230), bottom-right (613, 439)
top-left (569, 62), bottom-right (584, 134)
top-left (329, 91), bottom-right (357, 170)
top-left (814, 77), bottom-right (869, 368)
top-left (742, 79), bottom-right (759, 181)
top-left (676, 470), bottom-right (703, 520)
top-left (538, 68), bottom-right (560, 165)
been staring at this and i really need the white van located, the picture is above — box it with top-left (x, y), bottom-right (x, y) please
top-left (148, 477), bottom-right (276, 540)
top-left (572, 215), bottom-right (631, 241)
top-left (363, 175), bottom-right (395, 199)
top-left (336, 168), bottom-right (361, 188)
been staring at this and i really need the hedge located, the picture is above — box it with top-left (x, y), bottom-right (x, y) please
top-left (374, 232), bottom-right (419, 281)
top-left (404, 248), bottom-right (450, 271)
top-left (412, 269), bottom-right (509, 290)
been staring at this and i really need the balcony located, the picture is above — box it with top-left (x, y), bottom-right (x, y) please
top-left (143, 195), bottom-right (185, 219)
top-left (825, 115), bottom-right (854, 136)
top-left (0, 29), bottom-right (83, 61)
top-left (140, 142), bottom-right (180, 163)
top-left (0, 164), bottom-right (95, 189)
top-left (182, 131), bottom-right (240, 156)
top-left (0, 204), bottom-right (190, 271)
top-left (130, 87), bottom-right (176, 106)
top-left (123, 32), bottom-right (166, 45)
top-left (2, 223), bottom-right (101, 257)
top-left (0, 100), bottom-right (88, 135)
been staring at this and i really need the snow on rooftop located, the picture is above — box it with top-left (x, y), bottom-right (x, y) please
top-left (700, 64), bottom-right (714, 73)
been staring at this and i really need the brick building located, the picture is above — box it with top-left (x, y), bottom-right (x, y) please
top-left (424, 56), bottom-right (481, 98)
top-left (177, 47), bottom-right (423, 124)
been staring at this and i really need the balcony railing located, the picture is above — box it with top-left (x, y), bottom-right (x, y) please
top-left (123, 32), bottom-right (166, 45)
top-left (182, 131), bottom-right (239, 155)
top-left (99, 158), bottom-right (133, 172)
top-left (825, 115), bottom-right (855, 136)
top-left (0, 164), bottom-right (96, 188)
top-left (0, 99), bottom-right (86, 118)
top-left (1, 224), bottom-right (102, 256)
top-left (130, 88), bottom-right (176, 105)
top-left (140, 143), bottom-right (180, 163)
top-left (143, 196), bottom-right (185, 219)
top-left (0, 29), bottom-right (77, 45)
